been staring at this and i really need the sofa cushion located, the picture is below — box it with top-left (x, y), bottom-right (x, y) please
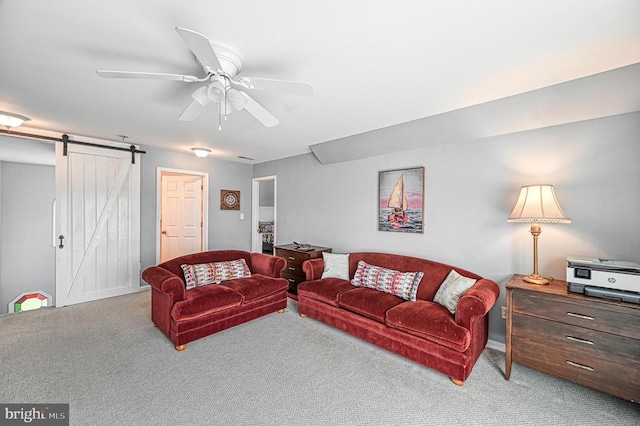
top-left (385, 300), bottom-right (471, 352)
top-left (351, 260), bottom-right (423, 301)
top-left (181, 259), bottom-right (251, 289)
top-left (297, 278), bottom-right (355, 307)
top-left (321, 252), bottom-right (349, 280)
top-left (433, 269), bottom-right (477, 314)
top-left (338, 287), bottom-right (405, 324)
top-left (220, 275), bottom-right (288, 303)
top-left (171, 285), bottom-right (243, 321)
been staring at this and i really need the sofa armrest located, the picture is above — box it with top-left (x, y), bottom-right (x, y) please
top-left (142, 266), bottom-right (185, 302)
top-left (250, 253), bottom-right (286, 278)
top-left (455, 278), bottom-right (500, 329)
top-left (302, 258), bottom-right (325, 281)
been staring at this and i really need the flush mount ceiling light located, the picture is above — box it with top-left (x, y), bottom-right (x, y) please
top-left (0, 111), bottom-right (30, 129)
top-left (191, 147), bottom-right (211, 158)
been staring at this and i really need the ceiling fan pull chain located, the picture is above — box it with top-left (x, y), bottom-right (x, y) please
top-left (224, 89), bottom-right (228, 121)
top-left (223, 76), bottom-right (229, 121)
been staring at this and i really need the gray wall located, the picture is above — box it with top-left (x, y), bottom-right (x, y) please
top-left (254, 112), bottom-right (640, 344)
top-left (0, 162), bottom-right (56, 314)
top-left (259, 180), bottom-right (274, 207)
top-left (139, 147), bottom-right (254, 276)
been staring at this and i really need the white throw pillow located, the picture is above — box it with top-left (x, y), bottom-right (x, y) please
top-left (433, 269), bottom-right (477, 314)
top-left (321, 252), bottom-right (349, 280)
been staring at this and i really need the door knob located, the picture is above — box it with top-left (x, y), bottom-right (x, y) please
top-left (161, 230), bottom-right (167, 234)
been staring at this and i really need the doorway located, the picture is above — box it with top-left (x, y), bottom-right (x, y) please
top-left (156, 168), bottom-right (209, 263)
top-left (251, 176), bottom-right (277, 254)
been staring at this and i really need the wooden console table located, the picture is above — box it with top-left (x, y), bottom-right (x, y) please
top-left (274, 244), bottom-right (331, 296)
top-left (505, 274), bottom-right (639, 402)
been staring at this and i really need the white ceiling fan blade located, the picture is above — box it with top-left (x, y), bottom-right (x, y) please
top-left (227, 88), bottom-right (248, 111)
top-left (178, 86), bottom-right (209, 121)
top-left (175, 27), bottom-right (223, 74)
top-left (178, 100), bottom-right (204, 121)
top-left (96, 70), bottom-right (199, 82)
top-left (238, 92), bottom-right (279, 127)
top-left (234, 77), bottom-right (314, 97)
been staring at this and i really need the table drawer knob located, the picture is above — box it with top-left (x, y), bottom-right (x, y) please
top-left (566, 360), bottom-right (594, 371)
top-left (566, 312), bottom-right (594, 321)
top-left (566, 336), bottom-right (594, 345)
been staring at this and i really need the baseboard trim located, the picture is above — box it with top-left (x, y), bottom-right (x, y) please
top-left (486, 339), bottom-right (505, 353)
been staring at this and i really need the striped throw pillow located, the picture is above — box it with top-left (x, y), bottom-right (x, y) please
top-left (181, 259), bottom-right (251, 289)
top-left (351, 260), bottom-right (424, 301)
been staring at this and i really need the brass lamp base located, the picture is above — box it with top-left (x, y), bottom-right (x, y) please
top-left (523, 222), bottom-right (549, 285)
top-left (523, 274), bottom-right (550, 285)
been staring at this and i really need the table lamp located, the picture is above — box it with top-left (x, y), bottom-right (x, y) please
top-left (507, 184), bottom-right (571, 285)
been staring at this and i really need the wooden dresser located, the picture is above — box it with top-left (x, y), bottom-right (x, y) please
top-left (505, 274), bottom-right (640, 402)
top-left (274, 244), bottom-right (332, 296)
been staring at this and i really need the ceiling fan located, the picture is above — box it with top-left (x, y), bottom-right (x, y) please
top-left (97, 27), bottom-right (314, 128)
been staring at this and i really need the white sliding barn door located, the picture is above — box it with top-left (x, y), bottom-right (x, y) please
top-left (55, 142), bottom-right (141, 307)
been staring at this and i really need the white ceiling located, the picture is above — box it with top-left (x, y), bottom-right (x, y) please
top-left (1, 0), bottom-right (639, 164)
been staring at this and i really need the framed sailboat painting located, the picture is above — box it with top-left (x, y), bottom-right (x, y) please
top-left (378, 167), bottom-right (424, 233)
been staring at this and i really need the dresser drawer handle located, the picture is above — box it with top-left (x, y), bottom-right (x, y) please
top-left (566, 360), bottom-right (594, 371)
top-left (288, 278), bottom-right (296, 283)
top-left (566, 336), bottom-right (594, 345)
top-left (288, 267), bottom-right (296, 271)
top-left (288, 256), bottom-right (296, 260)
top-left (566, 312), bottom-right (594, 321)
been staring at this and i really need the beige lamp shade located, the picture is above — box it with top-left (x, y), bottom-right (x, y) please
top-left (507, 184), bottom-right (571, 224)
top-left (507, 184), bottom-right (570, 285)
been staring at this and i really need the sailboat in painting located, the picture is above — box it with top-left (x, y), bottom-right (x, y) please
top-left (387, 174), bottom-right (409, 229)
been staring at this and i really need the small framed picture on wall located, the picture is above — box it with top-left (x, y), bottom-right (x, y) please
top-left (220, 190), bottom-right (240, 210)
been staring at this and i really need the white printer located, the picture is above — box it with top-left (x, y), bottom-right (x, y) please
top-left (567, 256), bottom-right (640, 304)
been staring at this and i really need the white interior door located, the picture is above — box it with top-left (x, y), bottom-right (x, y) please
top-left (160, 173), bottom-right (204, 262)
top-left (55, 142), bottom-right (141, 307)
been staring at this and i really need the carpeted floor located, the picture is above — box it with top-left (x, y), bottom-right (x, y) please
top-left (0, 290), bottom-right (637, 425)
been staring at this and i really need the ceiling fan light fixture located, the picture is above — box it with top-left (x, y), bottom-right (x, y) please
top-left (191, 86), bottom-right (209, 106)
top-left (207, 80), bottom-right (225, 103)
top-left (0, 111), bottom-right (30, 129)
top-left (191, 147), bottom-right (211, 158)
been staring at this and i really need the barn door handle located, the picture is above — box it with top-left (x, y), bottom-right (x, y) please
top-left (58, 235), bottom-right (64, 249)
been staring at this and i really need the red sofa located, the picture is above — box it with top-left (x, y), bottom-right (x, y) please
top-left (298, 252), bottom-right (499, 385)
top-left (142, 250), bottom-right (288, 350)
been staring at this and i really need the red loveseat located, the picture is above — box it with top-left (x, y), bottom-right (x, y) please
top-left (298, 252), bottom-right (499, 385)
top-left (142, 250), bottom-right (288, 350)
